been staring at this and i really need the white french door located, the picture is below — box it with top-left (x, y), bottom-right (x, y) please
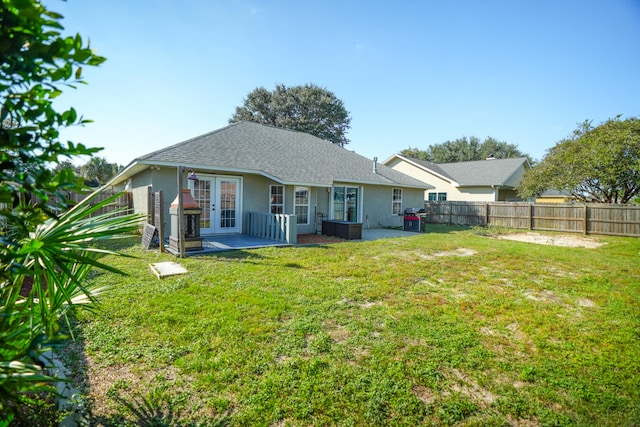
top-left (189, 176), bottom-right (242, 234)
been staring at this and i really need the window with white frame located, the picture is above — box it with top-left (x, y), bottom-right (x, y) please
top-left (294, 186), bottom-right (309, 224)
top-left (270, 185), bottom-right (284, 214)
top-left (392, 188), bottom-right (402, 215)
top-left (428, 192), bottom-right (447, 201)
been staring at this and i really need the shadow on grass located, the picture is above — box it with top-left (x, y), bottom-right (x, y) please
top-left (60, 317), bottom-right (232, 426)
top-left (89, 393), bottom-right (232, 427)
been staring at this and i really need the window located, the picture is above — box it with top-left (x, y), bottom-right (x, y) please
top-left (332, 186), bottom-right (360, 222)
top-left (270, 185), bottom-right (284, 214)
top-left (428, 192), bottom-right (447, 201)
top-left (392, 188), bottom-right (402, 215)
top-left (294, 186), bottom-right (309, 224)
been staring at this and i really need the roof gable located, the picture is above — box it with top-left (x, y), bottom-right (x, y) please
top-left (389, 155), bottom-right (529, 188)
top-left (119, 122), bottom-right (429, 189)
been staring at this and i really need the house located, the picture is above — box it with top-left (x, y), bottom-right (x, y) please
top-left (108, 121), bottom-right (430, 242)
top-left (535, 189), bottom-right (575, 204)
top-left (383, 155), bottom-right (530, 202)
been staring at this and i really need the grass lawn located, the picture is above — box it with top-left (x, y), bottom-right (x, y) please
top-left (63, 226), bottom-right (640, 426)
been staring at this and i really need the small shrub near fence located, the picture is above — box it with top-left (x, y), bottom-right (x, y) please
top-left (424, 201), bottom-right (640, 238)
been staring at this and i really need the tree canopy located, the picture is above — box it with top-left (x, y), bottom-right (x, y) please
top-left (1, 0), bottom-right (105, 209)
top-left (80, 156), bottom-right (122, 187)
top-left (53, 157), bottom-right (122, 187)
top-left (518, 116), bottom-right (640, 204)
top-left (400, 136), bottom-right (532, 163)
top-left (0, 1), bottom-right (141, 422)
top-left (229, 83), bottom-right (351, 146)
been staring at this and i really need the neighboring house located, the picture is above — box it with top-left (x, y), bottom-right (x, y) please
top-left (108, 121), bottom-right (430, 239)
top-left (535, 189), bottom-right (575, 204)
top-left (383, 155), bottom-right (530, 202)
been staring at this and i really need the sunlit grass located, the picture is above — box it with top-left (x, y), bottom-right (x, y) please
top-left (68, 226), bottom-right (640, 426)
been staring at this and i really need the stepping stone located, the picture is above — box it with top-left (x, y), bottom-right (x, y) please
top-left (149, 261), bottom-right (188, 279)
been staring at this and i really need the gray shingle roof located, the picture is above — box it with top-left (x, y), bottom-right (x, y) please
top-left (134, 122), bottom-right (428, 188)
top-left (408, 157), bottom-right (529, 187)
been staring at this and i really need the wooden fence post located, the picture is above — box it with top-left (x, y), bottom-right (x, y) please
top-left (147, 186), bottom-right (153, 224)
top-left (583, 204), bottom-right (588, 235)
top-left (485, 203), bottom-right (489, 226)
top-left (529, 203), bottom-right (533, 230)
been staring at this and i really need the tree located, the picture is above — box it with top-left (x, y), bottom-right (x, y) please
top-left (400, 136), bottom-right (532, 163)
top-left (52, 159), bottom-right (80, 176)
top-left (0, 1), bottom-right (142, 422)
top-left (518, 116), bottom-right (640, 204)
top-left (80, 156), bottom-right (122, 187)
top-left (230, 83), bottom-right (352, 146)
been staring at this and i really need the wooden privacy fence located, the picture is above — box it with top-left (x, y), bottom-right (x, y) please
top-left (66, 190), bottom-right (133, 217)
top-left (423, 201), bottom-right (640, 237)
top-left (1, 190), bottom-right (132, 217)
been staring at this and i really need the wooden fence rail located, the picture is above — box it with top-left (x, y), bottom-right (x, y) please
top-left (423, 201), bottom-right (640, 238)
top-left (66, 190), bottom-right (133, 217)
top-left (246, 211), bottom-right (297, 244)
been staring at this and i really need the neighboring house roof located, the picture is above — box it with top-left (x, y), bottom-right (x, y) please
top-left (384, 155), bottom-right (530, 188)
top-left (110, 121), bottom-right (431, 189)
top-left (538, 189), bottom-right (573, 197)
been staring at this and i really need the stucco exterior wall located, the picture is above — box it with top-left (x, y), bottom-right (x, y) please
top-left (535, 197), bottom-right (572, 204)
top-left (360, 184), bottom-right (424, 229)
top-left (498, 189), bottom-right (520, 201)
top-left (121, 164), bottom-right (424, 238)
top-left (241, 175), bottom-right (327, 235)
top-left (127, 167), bottom-right (181, 239)
top-left (449, 187), bottom-right (498, 202)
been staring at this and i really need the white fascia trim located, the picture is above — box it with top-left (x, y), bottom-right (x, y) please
top-left (133, 160), bottom-right (290, 184)
top-left (381, 153), bottom-right (402, 165)
top-left (386, 154), bottom-right (459, 187)
top-left (105, 160), bottom-right (146, 187)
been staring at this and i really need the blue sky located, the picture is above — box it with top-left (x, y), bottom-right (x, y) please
top-left (48, 0), bottom-right (640, 166)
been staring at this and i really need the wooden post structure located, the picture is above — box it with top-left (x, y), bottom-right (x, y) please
top-left (155, 191), bottom-right (164, 253)
top-left (177, 166), bottom-right (185, 257)
top-left (147, 186), bottom-right (153, 224)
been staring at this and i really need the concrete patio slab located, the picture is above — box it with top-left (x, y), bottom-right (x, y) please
top-left (360, 228), bottom-right (421, 241)
top-left (165, 228), bottom-right (421, 255)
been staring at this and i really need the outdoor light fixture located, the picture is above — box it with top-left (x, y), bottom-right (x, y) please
top-left (187, 170), bottom-right (198, 181)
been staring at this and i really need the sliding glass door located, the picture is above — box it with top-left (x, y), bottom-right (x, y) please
top-left (332, 186), bottom-right (360, 222)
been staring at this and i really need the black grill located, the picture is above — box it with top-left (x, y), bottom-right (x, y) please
top-left (403, 208), bottom-right (424, 232)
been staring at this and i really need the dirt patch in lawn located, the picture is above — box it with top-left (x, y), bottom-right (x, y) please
top-left (420, 248), bottom-right (478, 260)
top-left (498, 232), bottom-right (603, 248)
